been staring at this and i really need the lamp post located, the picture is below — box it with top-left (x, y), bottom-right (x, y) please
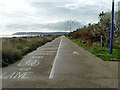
top-left (110, 0), bottom-right (114, 54)
top-left (118, 1), bottom-right (120, 39)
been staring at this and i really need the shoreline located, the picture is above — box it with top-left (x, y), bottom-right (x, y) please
top-left (0, 35), bottom-right (40, 38)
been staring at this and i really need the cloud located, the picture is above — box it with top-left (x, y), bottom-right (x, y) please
top-left (4, 20), bottom-right (84, 33)
top-left (0, 0), bottom-right (119, 35)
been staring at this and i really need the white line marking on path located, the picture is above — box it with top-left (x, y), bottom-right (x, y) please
top-left (73, 51), bottom-right (79, 55)
top-left (49, 38), bottom-right (63, 79)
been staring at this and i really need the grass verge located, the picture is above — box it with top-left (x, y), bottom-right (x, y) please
top-left (67, 36), bottom-right (120, 62)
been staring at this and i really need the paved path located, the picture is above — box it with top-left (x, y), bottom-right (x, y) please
top-left (1, 36), bottom-right (118, 88)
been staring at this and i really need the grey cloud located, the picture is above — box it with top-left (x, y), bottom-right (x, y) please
top-left (30, 2), bottom-right (109, 23)
top-left (1, 0), bottom-right (117, 35)
top-left (5, 20), bottom-right (84, 32)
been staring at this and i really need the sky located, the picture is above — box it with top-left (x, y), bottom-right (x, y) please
top-left (0, 0), bottom-right (120, 35)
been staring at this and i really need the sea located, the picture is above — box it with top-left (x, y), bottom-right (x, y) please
top-left (0, 35), bottom-right (39, 38)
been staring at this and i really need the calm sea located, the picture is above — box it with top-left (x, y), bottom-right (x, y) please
top-left (0, 35), bottom-right (38, 38)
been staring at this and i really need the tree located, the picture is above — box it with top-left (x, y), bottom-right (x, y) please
top-left (99, 11), bottom-right (105, 18)
top-left (84, 25), bottom-right (86, 28)
top-left (88, 23), bottom-right (91, 26)
top-left (92, 12), bottom-right (114, 46)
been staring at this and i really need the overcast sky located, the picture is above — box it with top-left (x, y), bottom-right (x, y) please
top-left (0, 0), bottom-right (119, 35)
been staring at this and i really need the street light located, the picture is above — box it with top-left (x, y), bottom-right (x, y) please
top-left (118, 1), bottom-right (120, 38)
top-left (110, 0), bottom-right (115, 54)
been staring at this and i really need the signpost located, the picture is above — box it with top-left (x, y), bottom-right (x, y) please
top-left (101, 36), bottom-right (103, 49)
top-left (110, 0), bottom-right (115, 54)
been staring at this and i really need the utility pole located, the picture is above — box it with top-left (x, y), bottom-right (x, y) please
top-left (110, 0), bottom-right (114, 54)
top-left (67, 19), bottom-right (74, 32)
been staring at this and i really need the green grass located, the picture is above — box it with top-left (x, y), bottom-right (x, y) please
top-left (1, 36), bottom-right (56, 67)
top-left (67, 36), bottom-right (120, 62)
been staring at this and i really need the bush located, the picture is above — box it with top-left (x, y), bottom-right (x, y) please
top-left (2, 44), bottom-right (22, 66)
top-left (2, 36), bottom-right (56, 67)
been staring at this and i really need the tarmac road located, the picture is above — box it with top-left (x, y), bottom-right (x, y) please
top-left (1, 36), bottom-right (118, 88)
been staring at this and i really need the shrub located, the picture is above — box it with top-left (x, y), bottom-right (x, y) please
top-left (2, 36), bottom-right (56, 67)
